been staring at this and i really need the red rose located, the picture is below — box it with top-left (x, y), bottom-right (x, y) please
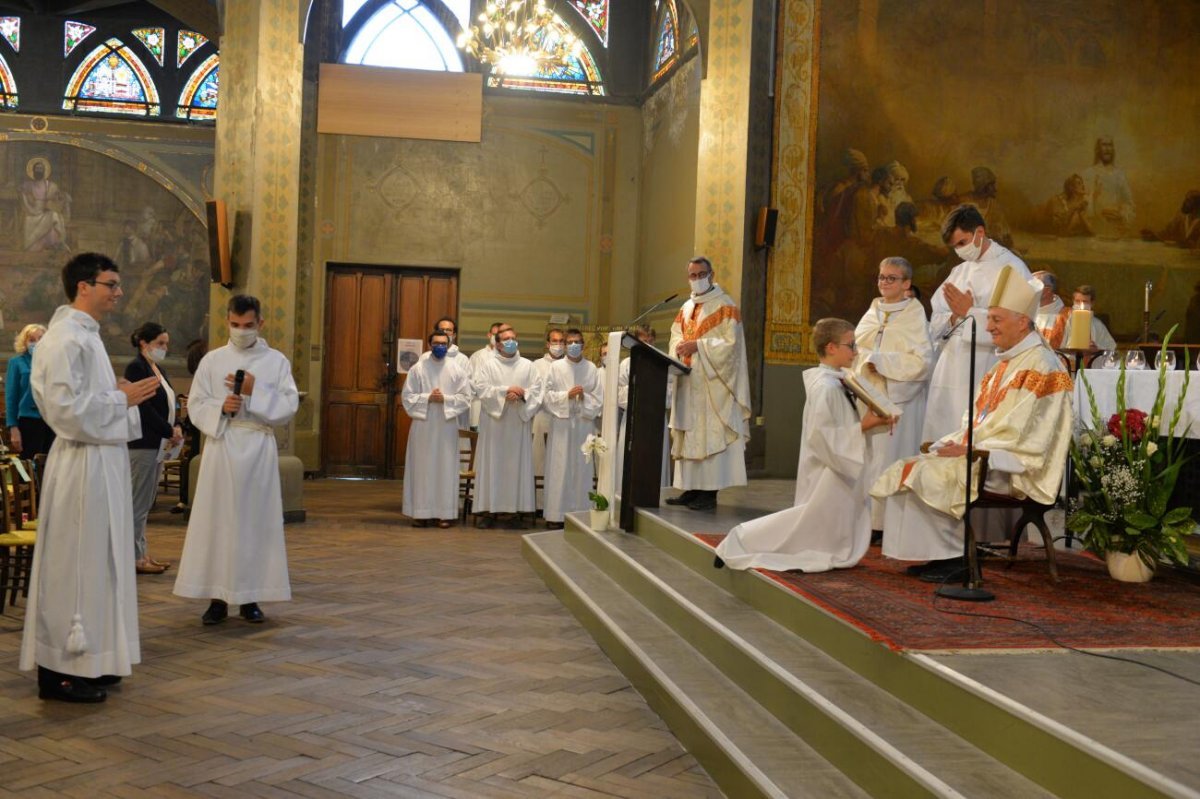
top-left (1108, 408), bottom-right (1148, 443)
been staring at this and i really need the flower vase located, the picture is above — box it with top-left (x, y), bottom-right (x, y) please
top-left (589, 508), bottom-right (609, 532)
top-left (1105, 551), bottom-right (1155, 583)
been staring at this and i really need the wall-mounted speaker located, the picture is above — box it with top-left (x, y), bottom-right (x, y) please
top-left (206, 199), bottom-right (232, 287)
top-left (755, 206), bottom-right (779, 249)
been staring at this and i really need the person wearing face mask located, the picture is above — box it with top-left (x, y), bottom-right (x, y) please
top-left (852, 258), bottom-right (933, 538)
top-left (5, 323), bottom-right (52, 459)
top-left (402, 330), bottom-right (472, 528)
top-left (468, 321), bottom-right (504, 428)
top-left (542, 329), bottom-right (602, 529)
top-left (922, 205), bottom-right (1031, 444)
top-left (470, 324), bottom-right (544, 528)
top-left (531, 327), bottom-right (566, 509)
top-left (124, 322), bottom-right (184, 575)
top-left (665, 257), bottom-right (752, 512)
top-left (173, 295), bottom-right (299, 626)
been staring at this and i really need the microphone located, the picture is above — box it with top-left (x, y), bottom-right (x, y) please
top-left (941, 314), bottom-right (975, 341)
top-left (224, 369), bottom-right (245, 417)
top-left (627, 293), bottom-right (680, 329)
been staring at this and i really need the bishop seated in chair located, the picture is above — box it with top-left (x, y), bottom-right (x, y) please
top-left (870, 265), bottom-right (1074, 583)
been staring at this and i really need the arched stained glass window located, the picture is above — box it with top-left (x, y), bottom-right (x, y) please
top-left (63, 38), bottom-right (160, 116)
top-left (652, 0), bottom-right (679, 82)
top-left (343, 0), bottom-right (464, 72)
top-left (567, 0), bottom-right (608, 46)
top-left (488, 13), bottom-right (605, 96)
top-left (177, 53), bottom-right (218, 120)
top-left (0, 50), bottom-right (17, 108)
top-left (132, 26), bottom-right (165, 66)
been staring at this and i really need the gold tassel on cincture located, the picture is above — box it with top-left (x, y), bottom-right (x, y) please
top-left (66, 613), bottom-right (88, 654)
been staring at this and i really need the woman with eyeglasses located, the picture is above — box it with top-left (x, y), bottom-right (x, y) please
top-left (124, 322), bottom-right (184, 575)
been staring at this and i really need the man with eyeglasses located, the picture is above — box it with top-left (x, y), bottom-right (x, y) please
top-left (20, 253), bottom-right (161, 703)
top-left (852, 257), bottom-right (933, 537)
top-left (665, 257), bottom-right (751, 512)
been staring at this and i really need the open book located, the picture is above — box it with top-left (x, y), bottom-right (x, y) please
top-left (841, 372), bottom-right (902, 420)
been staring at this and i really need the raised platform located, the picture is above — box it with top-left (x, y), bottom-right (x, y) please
top-left (524, 481), bottom-right (1200, 799)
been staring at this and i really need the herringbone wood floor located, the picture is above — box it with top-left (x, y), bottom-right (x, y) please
top-left (0, 480), bottom-right (721, 798)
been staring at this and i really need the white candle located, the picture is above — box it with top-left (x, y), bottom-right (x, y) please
top-left (1145, 282), bottom-right (1151, 313)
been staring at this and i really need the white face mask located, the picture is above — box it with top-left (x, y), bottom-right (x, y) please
top-left (548, 343), bottom-right (565, 358)
top-left (229, 327), bottom-right (258, 349)
top-left (689, 275), bottom-right (712, 295)
top-left (954, 230), bottom-right (984, 262)
top-left (147, 347), bottom-right (167, 363)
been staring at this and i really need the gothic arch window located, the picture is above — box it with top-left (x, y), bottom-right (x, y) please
top-left (0, 50), bottom-right (16, 108)
top-left (651, 0), bottom-right (679, 83)
top-left (63, 38), bottom-right (160, 116)
top-left (177, 52), bottom-right (218, 120)
top-left (342, 0), bottom-right (465, 72)
top-left (486, 12), bottom-right (605, 96)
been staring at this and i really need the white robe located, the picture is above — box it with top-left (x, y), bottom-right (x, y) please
top-left (853, 297), bottom-right (933, 530)
top-left (472, 352), bottom-right (544, 513)
top-left (716, 366), bottom-right (870, 572)
top-left (417, 344), bottom-right (470, 430)
top-left (531, 353), bottom-right (563, 486)
top-left (922, 243), bottom-right (1030, 442)
top-left (542, 357), bottom-right (602, 523)
top-left (402, 355), bottom-right (472, 520)
top-left (467, 346), bottom-right (494, 428)
top-left (173, 339), bottom-right (299, 604)
top-left (21, 305), bottom-right (143, 677)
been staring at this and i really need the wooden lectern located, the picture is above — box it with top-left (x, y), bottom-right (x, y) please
top-left (619, 334), bottom-right (690, 531)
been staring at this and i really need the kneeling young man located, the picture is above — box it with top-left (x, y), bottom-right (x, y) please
top-left (174, 295), bottom-right (300, 624)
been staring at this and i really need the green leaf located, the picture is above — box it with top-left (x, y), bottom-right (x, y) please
top-left (1163, 506), bottom-right (1194, 526)
top-left (1122, 508), bottom-right (1158, 530)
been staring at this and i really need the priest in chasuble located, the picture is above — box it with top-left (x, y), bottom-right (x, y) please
top-left (666, 257), bottom-right (752, 512)
top-left (872, 266), bottom-right (1074, 582)
top-left (852, 257), bottom-right (933, 533)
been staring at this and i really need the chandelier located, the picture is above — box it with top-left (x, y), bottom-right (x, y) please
top-left (457, 0), bottom-right (583, 76)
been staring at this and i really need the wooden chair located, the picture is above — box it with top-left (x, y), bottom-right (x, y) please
top-left (458, 429), bottom-right (478, 522)
top-left (0, 461), bottom-right (36, 613)
top-left (920, 443), bottom-right (1059, 581)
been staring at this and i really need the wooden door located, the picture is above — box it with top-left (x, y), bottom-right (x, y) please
top-left (322, 265), bottom-right (459, 478)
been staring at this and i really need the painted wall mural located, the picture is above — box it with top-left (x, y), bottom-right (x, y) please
top-left (0, 140), bottom-right (211, 356)
top-left (791, 0), bottom-right (1200, 353)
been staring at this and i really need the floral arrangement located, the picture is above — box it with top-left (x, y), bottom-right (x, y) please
top-left (1068, 327), bottom-right (1194, 570)
top-left (580, 433), bottom-right (609, 464)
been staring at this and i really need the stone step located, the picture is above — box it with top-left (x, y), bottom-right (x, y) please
top-left (524, 529), bottom-right (872, 799)
top-left (566, 522), bottom-right (1055, 799)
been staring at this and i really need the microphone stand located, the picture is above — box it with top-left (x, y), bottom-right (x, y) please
top-left (626, 294), bottom-right (679, 331)
top-left (936, 314), bottom-right (995, 602)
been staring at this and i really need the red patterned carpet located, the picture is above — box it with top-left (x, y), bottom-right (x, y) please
top-left (695, 534), bottom-right (1200, 651)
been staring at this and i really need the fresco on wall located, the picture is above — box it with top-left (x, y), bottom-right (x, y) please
top-left (809, 0), bottom-right (1200, 341)
top-left (0, 141), bottom-right (210, 356)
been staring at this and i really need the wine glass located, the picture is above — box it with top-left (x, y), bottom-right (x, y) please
top-left (1100, 349), bottom-right (1119, 369)
top-left (1126, 350), bottom-right (1147, 371)
top-left (1155, 350), bottom-right (1177, 371)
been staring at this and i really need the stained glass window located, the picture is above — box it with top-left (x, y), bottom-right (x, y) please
top-left (487, 13), bottom-right (605, 95)
top-left (567, 0), bottom-right (608, 46)
top-left (64, 20), bottom-right (96, 57)
top-left (0, 17), bottom-right (19, 52)
top-left (176, 53), bottom-right (218, 120)
top-left (343, 0), bottom-right (464, 71)
top-left (685, 15), bottom-right (698, 51)
top-left (0, 51), bottom-right (17, 108)
top-left (63, 38), bottom-right (160, 116)
top-left (651, 0), bottom-right (678, 82)
top-left (177, 29), bottom-right (208, 67)
top-left (132, 27), bottom-right (165, 66)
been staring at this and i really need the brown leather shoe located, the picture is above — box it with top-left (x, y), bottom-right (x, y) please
top-left (437, 520), bottom-right (453, 529)
top-left (136, 560), bottom-right (167, 575)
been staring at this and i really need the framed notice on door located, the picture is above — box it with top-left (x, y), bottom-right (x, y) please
top-left (396, 339), bottom-right (422, 374)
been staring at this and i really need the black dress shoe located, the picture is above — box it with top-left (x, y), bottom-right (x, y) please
top-left (37, 667), bottom-right (107, 703)
top-left (665, 490), bottom-right (697, 506)
top-left (686, 491), bottom-right (717, 511)
top-left (713, 555), bottom-right (725, 569)
top-left (240, 603), bottom-right (265, 623)
top-left (202, 600), bottom-right (228, 625)
top-left (904, 561), bottom-right (936, 576)
top-left (88, 674), bottom-right (123, 687)
top-left (919, 558), bottom-right (969, 584)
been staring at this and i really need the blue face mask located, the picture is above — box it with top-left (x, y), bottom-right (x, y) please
top-left (26, 342), bottom-right (36, 356)
top-left (431, 343), bottom-right (448, 359)
top-left (500, 338), bottom-right (519, 355)
top-left (566, 342), bottom-right (583, 359)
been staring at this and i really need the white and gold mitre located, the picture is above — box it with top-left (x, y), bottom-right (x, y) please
top-left (990, 265), bottom-right (1042, 320)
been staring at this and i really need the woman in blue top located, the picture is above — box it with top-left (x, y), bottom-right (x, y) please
top-left (5, 323), bottom-right (54, 459)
